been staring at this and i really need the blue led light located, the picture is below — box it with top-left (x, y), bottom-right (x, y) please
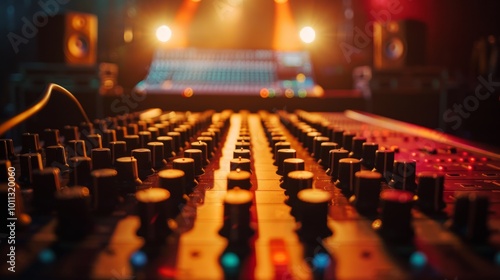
top-left (38, 249), bottom-right (56, 264)
top-left (410, 251), bottom-right (427, 268)
top-left (130, 250), bottom-right (148, 267)
top-left (495, 251), bottom-right (500, 265)
top-left (312, 253), bottom-right (330, 269)
top-left (221, 252), bottom-right (240, 269)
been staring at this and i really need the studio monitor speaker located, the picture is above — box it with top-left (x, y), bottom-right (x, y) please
top-left (373, 19), bottom-right (426, 70)
top-left (38, 12), bottom-right (97, 65)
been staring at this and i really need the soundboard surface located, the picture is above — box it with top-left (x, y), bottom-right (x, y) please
top-left (1, 109), bottom-right (500, 280)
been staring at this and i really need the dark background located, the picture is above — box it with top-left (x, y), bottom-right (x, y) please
top-left (1, 0), bottom-right (499, 147)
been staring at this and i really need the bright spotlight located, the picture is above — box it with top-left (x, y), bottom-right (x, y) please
top-left (299, 26), bottom-right (316, 44)
top-left (156, 25), bottom-right (172, 42)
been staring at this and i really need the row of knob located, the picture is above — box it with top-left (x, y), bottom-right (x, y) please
top-left (275, 111), bottom-right (490, 244)
top-left (0, 109), bottom-right (234, 240)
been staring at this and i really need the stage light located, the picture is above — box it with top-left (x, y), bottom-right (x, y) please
top-left (156, 25), bottom-right (172, 42)
top-left (300, 26), bottom-right (316, 44)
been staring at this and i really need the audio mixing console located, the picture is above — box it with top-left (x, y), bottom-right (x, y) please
top-left (1, 108), bottom-right (500, 280)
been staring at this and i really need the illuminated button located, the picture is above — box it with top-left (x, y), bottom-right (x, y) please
top-left (130, 250), bottom-right (148, 267)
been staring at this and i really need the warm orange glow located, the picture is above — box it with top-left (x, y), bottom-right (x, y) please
top-left (273, 1), bottom-right (301, 50)
top-left (170, 0), bottom-right (200, 48)
top-left (183, 87), bottom-right (194, 97)
top-left (272, 251), bottom-right (288, 265)
top-left (260, 88), bottom-right (270, 98)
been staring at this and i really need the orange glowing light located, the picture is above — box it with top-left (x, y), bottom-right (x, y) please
top-left (260, 88), bottom-right (270, 98)
top-left (273, 0), bottom-right (301, 50)
top-left (158, 266), bottom-right (177, 278)
top-left (183, 87), bottom-right (194, 97)
top-left (272, 251), bottom-right (289, 265)
top-left (170, 0), bottom-right (201, 47)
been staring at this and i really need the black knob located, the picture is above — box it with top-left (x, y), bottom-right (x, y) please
top-left (115, 126), bottom-right (127, 141)
top-left (68, 156), bottom-right (92, 187)
top-left (373, 150), bottom-right (395, 182)
top-left (172, 158), bottom-right (197, 192)
top-left (109, 141), bottom-right (127, 165)
top-left (157, 136), bottom-right (175, 158)
top-left (342, 132), bottom-right (356, 151)
top-left (124, 135), bottom-right (140, 153)
top-left (319, 142), bottom-right (338, 169)
top-left (136, 188), bottom-right (172, 243)
top-left (115, 156), bottom-right (142, 193)
top-left (184, 149), bottom-right (205, 176)
top-left (55, 186), bottom-right (92, 240)
top-left (91, 148), bottom-right (113, 170)
top-left (22, 133), bottom-right (41, 154)
top-left (230, 157), bottom-right (252, 173)
top-left (158, 169), bottom-right (187, 216)
top-left (102, 129), bottom-right (116, 148)
top-left (167, 132), bottom-right (182, 153)
top-left (0, 139), bottom-right (16, 161)
top-left (327, 148), bottom-right (349, 179)
top-left (389, 160), bottom-right (417, 192)
top-left (147, 127), bottom-right (160, 140)
top-left (296, 189), bottom-right (333, 242)
top-left (90, 168), bottom-right (118, 215)
top-left (449, 193), bottom-right (490, 243)
top-left (19, 153), bottom-right (43, 186)
top-left (416, 172), bottom-right (445, 214)
top-left (67, 139), bottom-right (87, 157)
top-left (227, 170), bottom-right (252, 190)
top-left (138, 131), bottom-right (152, 148)
top-left (45, 145), bottom-right (69, 171)
top-left (331, 128), bottom-right (345, 147)
top-left (82, 134), bottom-right (102, 150)
top-left (233, 148), bottom-right (251, 160)
top-left (198, 136), bottom-right (214, 157)
top-left (131, 148), bottom-right (154, 180)
top-left (350, 170), bottom-right (382, 215)
top-left (306, 132), bottom-right (321, 154)
top-left (276, 148), bottom-right (296, 175)
top-left (349, 136), bottom-right (366, 159)
top-left (62, 125), bottom-right (79, 142)
top-left (147, 142), bottom-right (167, 169)
top-left (191, 141), bottom-right (209, 165)
top-left (273, 141), bottom-right (291, 162)
top-left (334, 158), bottom-right (361, 195)
top-left (42, 129), bottom-right (60, 147)
top-left (32, 167), bottom-right (61, 212)
top-left (373, 189), bottom-right (415, 243)
top-left (218, 188), bottom-right (254, 244)
top-left (360, 143), bottom-right (379, 170)
top-left (312, 136), bottom-right (329, 161)
top-left (127, 123), bottom-right (139, 135)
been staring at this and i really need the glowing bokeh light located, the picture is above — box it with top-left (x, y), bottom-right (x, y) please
top-left (300, 26), bottom-right (316, 43)
top-left (156, 25), bottom-right (172, 42)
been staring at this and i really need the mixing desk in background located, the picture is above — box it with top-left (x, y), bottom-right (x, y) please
top-left (1, 106), bottom-right (500, 279)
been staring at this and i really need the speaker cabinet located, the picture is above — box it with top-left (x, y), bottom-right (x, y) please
top-left (373, 20), bottom-right (426, 70)
top-left (38, 12), bottom-right (97, 65)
